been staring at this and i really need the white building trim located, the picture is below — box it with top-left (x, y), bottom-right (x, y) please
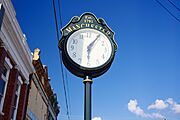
top-left (0, 0), bottom-right (35, 85)
top-left (11, 76), bottom-right (22, 120)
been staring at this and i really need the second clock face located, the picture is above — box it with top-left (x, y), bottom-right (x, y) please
top-left (66, 28), bottom-right (112, 68)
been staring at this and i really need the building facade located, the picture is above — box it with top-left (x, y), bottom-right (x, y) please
top-left (0, 0), bottom-right (34, 119)
top-left (26, 49), bottom-right (59, 120)
top-left (0, 0), bottom-right (59, 120)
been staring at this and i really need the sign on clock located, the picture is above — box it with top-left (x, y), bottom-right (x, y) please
top-left (59, 13), bottom-right (117, 78)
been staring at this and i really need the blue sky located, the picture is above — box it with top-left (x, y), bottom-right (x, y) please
top-left (12, 0), bottom-right (180, 120)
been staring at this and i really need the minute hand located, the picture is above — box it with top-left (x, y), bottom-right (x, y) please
top-left (87, 34), bottom-right (100, 60)
top-left (87, 34), bottom-right (100, 51)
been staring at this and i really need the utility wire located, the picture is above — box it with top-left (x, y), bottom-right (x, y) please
top-left (58, 0), bottom-right (63, 29)
top-left (52, 0), bottom-right (71, 120)
top-left (57, 0), bottom-right (71, 115)
top-left (65, 69), bottom-right (71, 115)
top-left (59, 46), bottom-right (71, 120)
top-left (167, 0), bottom-right (180, 11)
top-left (52, 0), bottom-right (60, 40)
top-left (154, 0), bottom-right (180, 22)
top-left (57, 0), bottom-right (71, 119)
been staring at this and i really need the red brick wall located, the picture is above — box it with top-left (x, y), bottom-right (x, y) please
top-left (2, 67), bottom-right (18, 120)
top-left (16, 83), bottom-right (28, 120)
top-left (0, 46), bottom-right (31, 120)
top-left (0, 46), bottom-right (7, 76)
top-left (0, 46), bottom-right (7, 119)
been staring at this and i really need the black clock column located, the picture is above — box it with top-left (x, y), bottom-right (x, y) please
top-left (83, 76), bottom-right (93, 120)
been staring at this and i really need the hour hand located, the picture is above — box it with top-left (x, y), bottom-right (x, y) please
top-left (87, 47), bottom-right (91, 60)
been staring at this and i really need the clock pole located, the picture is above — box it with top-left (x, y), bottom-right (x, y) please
top-left (83, 76), bottom-right (93, 120)
top-left (59, 12), bottom-right (117, 120)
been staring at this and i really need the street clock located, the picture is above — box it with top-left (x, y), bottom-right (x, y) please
top-left (59, 13), bottom-right (117, 78)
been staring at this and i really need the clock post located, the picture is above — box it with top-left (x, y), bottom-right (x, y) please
top-left (58, 12), bottom-right (117, 120)
top-left (83, 76), bottom-right (93, 120)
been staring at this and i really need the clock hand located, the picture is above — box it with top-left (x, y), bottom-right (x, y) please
top-left (87, 34), bottom-right (100, 51)
top-left (87, 48), bottom-right (91, 61)
top-left (87, 34), bottom-right (100, 60)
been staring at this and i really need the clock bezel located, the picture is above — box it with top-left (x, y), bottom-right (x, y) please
top-left (62, 28), bottom-right (115, 78)
top-left (66, 28), bottom-right (112, 69)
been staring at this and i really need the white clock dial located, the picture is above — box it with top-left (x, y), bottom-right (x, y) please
top-left (67, 28), bottom-right (112, 68)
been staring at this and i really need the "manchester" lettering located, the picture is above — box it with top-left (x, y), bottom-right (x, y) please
top-left (65, 23), bottom-right (111, 36)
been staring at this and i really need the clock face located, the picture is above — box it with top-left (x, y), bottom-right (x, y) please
top-left (66, 28), bottom-right (112, 68)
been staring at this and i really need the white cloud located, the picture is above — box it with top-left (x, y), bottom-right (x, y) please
top-left (151, 113), bottom-right (165, 119)
top-left (128, 99), bottom-right (165, 119)
top-left (167, 98), bottom-right (180, 114)
top-left (128, 98), bottom-right (180, 120)
top-left (92, 117), bottom-right (102, 120)
top-left (167, 98), bottom-right (174, 105)
top-left (128, 100), bottom-right (146, 117)
top-left (173, 103), bottom-right (180, 113)
top-left (148, 99), bottom-right (168, 110)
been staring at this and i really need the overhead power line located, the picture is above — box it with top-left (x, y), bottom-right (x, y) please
top-left (57, 0), bottom-right (71, 119)
top-left (52, 0), bottom-right (71, 120)
top-left (56, 0), bottom-right (71, 115)
top-left (154, 0), bottom-right (180, 22)
top-left (52, 0), bottom-right (60, 40)
top-left (59, 46), bottom-right (71, 120)
top-left (58, 0), bottom-right (63, 29)
top-left (167, 0), bottom-right (180, 11)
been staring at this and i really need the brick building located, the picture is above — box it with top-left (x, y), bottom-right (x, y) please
top-left (0, 0), bottom-right (59, 120)
top-left (26, 48), bottom-right (59, 120)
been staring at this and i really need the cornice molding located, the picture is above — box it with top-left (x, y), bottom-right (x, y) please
top-left (0, 1), bottom-right (35, 81)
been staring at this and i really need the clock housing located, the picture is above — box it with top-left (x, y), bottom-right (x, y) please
top-left (59, 13), bottom-right (117, 78)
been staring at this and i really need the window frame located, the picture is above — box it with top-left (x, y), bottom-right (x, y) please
top-left (0, 57), bottom-right (12, 115)
top-left (11, 75), bottom-right (22, 120)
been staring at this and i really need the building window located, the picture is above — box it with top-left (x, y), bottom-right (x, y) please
top-left (11, 76), bottom-right (22, 120)
top-left (0, 57), bottom-right (12, 114)
top-left (0, 80), bottom-right (6, 102)
top-left (48, 110), bottom-right (54, 120)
